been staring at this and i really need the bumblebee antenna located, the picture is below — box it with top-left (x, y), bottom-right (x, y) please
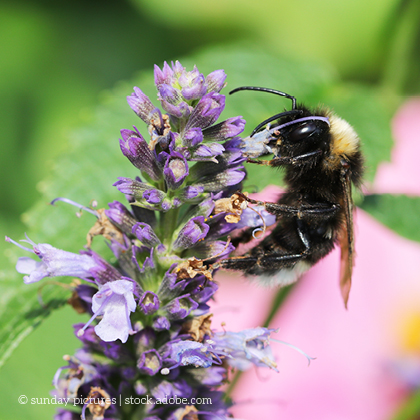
top-left (250, 109), bottom-right (303, 136)
top-left (229, 86), bottom-right (297, 110)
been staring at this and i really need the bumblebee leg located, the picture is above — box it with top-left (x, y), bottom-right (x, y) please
top-left (220, 251), bottom-right (305, 273)
top-left (264, 202), bottom-right (339, 218)
top-left (247, 149), bottom-right (322, 167)
top-left (236, 192), bottom-right (339, 218)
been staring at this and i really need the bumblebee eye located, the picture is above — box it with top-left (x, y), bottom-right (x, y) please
top-left (289, 122), bottom-right (318, 142)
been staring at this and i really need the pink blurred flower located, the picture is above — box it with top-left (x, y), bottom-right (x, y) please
top-left (211, 100), bottom-right (420, 420)
top-left (373, 98), bottom-right (420, 196)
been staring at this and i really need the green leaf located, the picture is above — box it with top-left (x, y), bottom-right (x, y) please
top-left (360, 194), bottom-right (420, 243)
top-left (0, 43), bottom-right (397, 367)
top-left (0, 272), bottom-right (68, 369)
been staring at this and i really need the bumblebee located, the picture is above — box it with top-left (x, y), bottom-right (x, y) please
top-left (220, 87), bottom-right (364, 306)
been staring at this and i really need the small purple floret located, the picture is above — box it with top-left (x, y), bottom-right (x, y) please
top-left (80, 279), bottom-right (137, 343)
top-left (8, 236), bottom-right (96, 284)
top-left (139, 291), bottom-right (160, 315)
top-left (172, 216), bottom-right (209, 251)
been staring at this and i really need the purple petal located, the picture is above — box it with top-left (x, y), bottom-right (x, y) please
top-left (172, 216), bottom-right (209, 251)
top-left (91, 279), bottom-right (137, 343)
top-left (191, 167), bottom-right (246, 192)
top-left (163, 152), bottom-right (189, 190)
top-left (119, 128), bottom-right (161, 180)
top-left (154, 62), bottom-right (173, 86)
top-left (172, 60), bottom-right (184, 75)
top-left (212, 327), bottom-right (278, 371)
top-left (105, 201), bottom-right (137, 236)
top-left (182, 127), bottom-right (203, 147)
top-left (15, 242), bottom-right (96, 284)
top-left (127, 87), bottom-right (158, 124)
top-left (158, 84), bottom-right (182, 105)
top-left (190, 240), bottom-right (235, 260)
top-left (178, 185), bottom-right (205, 201)
top-left (190, 143), bottom-right (225, 161)
top-left (164, 295), bottom-right (199, 320)
top-left (185, 92), bottom-right (225, 131)
top-left (181, 73), bottom-right (207, 100)
top-left (152, 316), bottom-right (171, 331)
top-left (205, 69), bottom-right (227, 93)
top-left (83, 250), bottom-right (122, 285)
top-left (132, 223), bottom-right (160, 247)
top-left (139, 291), bottom-right (160, 315)
top-left (169, 340), bottom-right (213, 368)
top-left (142, 189), bottom-right (165, 204)
top-left (202, 116), bottom-right (246, 140)
top-left (113, 177), bottom-right (152, 199)
top-left (138, 349), bottom-right (162, 376)
top-left (160, 99), bottom-right (191, 119)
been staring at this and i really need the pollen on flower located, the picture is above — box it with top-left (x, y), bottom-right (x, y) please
top-left (213, 192), bottom-right (249, 223)
top-left (176, 257), bottom-right (213, 281)
top-left (180, 314), bottom-right (213, 342)
top-left (86, 208), bottom-right (124, 247)
top-left (85, 386), bottom-right (111, 420)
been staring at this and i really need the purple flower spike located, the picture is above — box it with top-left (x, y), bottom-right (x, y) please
top-left (163, 152), bottom-right (189, 190)
top-left (119, 128), bottom-right (161, 180)
top-left (205, 69), bottom-right (227, 93)
top-left (139, 291), bottom-right (160, 315)
top-left (203, 116), bottom-right (246, 140)
top-left (172, 216), bottom-right (209, 251)
top-left (7, 236), bottom-right (96, 284)
top-left (185, 92), bottom-right (225, 131)
top-left (132, 223), bottom-right (160, 247)
top-left (79, 279), bottom-right (137, 343)
top-left (137, 349), bottom-right (162, 376)
top-left (127, 87), bottom-right (159, 124)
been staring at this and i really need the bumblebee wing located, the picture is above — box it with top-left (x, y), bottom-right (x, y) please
top-left (339, 168), bottom-right (354, 308)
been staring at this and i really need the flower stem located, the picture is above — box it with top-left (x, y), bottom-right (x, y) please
top-left (161, 207), bottom-right (180, 250)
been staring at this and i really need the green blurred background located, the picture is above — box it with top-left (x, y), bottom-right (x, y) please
top-left (1, 0), bottom-right (419, 418)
